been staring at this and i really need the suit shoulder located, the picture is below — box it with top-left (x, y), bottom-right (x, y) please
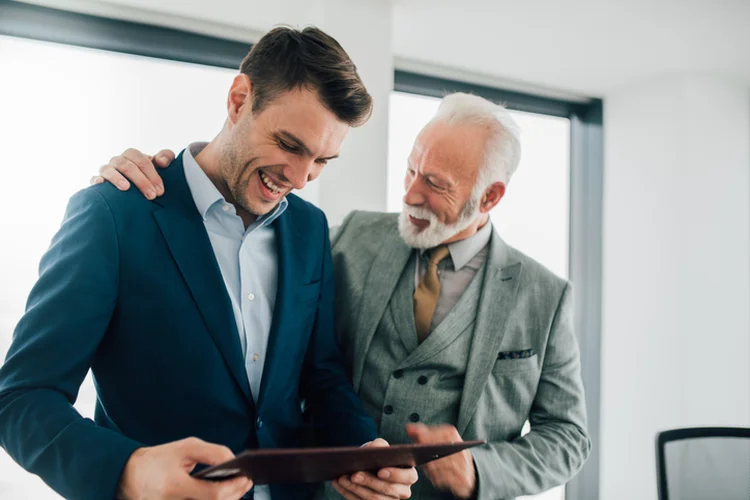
top-left (505, 242), bottom-right (570, 293)
top-left (82, 182), bottom-right (159, 215)
top-left (339, 210), bottom-right (398, 238)
top-left (285, 193), bottom-right (327, 226)
top-left (286, 192), bottom-right (321, 213)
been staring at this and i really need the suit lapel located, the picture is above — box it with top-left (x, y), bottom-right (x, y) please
top-left (400, 259), bottom-right (487, 369)
top-left (457, 232), bottom-right (522, 433)
top-left (256, 209), bottom-right (300, 409)
top-left (352, 224), bottom-right (413, 391)
top-left (153, 154), bottom-right (253, 403)
top-left (388, 254), bottom-right (420, 353)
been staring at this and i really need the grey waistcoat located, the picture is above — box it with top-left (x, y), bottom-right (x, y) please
top-left (359, 252), bottom-right (487, 499)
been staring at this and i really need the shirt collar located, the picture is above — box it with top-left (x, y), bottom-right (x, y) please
top-left (419, 220), bottom-right (493, 271)
top-left (448, 220), bottom-right (492, 270)
top-left (183, 142), bottom-right (288, 226)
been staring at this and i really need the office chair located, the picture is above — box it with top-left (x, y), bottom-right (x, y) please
top-left (655, 427), bottom-right (750, 500)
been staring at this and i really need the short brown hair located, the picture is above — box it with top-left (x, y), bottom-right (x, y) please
top-left (239, 26), bottom-right (372, 127)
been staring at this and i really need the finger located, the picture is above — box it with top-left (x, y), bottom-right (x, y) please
top-left (332, 480), bottom-right (362, 500)
top-left (336, 476), bottom-right (391, 500)
top-left (123, 148), bottom-right (163, 196)
top-left (154, 149), bottom-right (176, 168)
top-left (222, 476), bottom-right (254, 500)
top-left (378, 466), bottom-right (418, 486)
top-left (361, 437), bottom-right (389, 449)
top-left (99, 165), bottom-right (131, 191)
top-left (90, 175), bottom-right (104, 185)
top-left (105, 156), bottom-right (155, 199)
top-left (183, 475), bottom-right (252, 500)
top-left (420, 462), bottom-right (442, 484)
top-left (421, 463), bottom-right (453, 490)
top-left (179, 437), bottom-right (236, 466)
top-left (405, 423), bottom-right (429, 442)
top-left (350, 471), bottom-right (412, 499)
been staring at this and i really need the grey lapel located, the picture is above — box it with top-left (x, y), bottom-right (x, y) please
top-left (351, 223), bottom-right (413, 391)
top-left (400, 259), bottom-right (487, 370)
top-left (388, 254), bottom-right (420, 353)
top-left (456, 231), bottom-right (522, 433)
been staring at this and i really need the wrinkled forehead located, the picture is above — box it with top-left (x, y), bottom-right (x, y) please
top-left (411, 121), bottom-right (490, 182)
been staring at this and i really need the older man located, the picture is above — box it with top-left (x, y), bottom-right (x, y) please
top-left (97, 92), bottom-right (590, 499)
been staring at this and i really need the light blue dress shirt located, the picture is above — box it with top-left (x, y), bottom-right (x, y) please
top-left (183, 143), bottom-right (287, 500)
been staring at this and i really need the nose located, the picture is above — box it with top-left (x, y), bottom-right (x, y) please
top-left (285, 159), bottom-right (316, 190)
top-left (403, 175), bottom-right (424, 206)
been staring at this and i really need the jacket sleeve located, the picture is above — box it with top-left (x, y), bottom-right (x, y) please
top-left (299, 218), bottom-right (378, 447)
top-left (471, 283), bottom-right (591, 499)
top-left (0, 188), bottom-right (142, 500)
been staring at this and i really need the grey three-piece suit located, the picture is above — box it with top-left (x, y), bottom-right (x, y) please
top-left (325, 211), bottom-right (590, 499)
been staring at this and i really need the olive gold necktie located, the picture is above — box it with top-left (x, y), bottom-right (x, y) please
top-left (413, 245), bottom-right (450, 343)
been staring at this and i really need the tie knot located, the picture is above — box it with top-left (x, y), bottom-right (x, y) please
top-left (428, 245), bottom-right (450, 267)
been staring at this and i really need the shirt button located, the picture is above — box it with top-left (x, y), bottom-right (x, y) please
top-left (418, 375), bottom-right (428, 385)
top-left (248, 293), bottom-right (255, 301)
top-left (383, 405), bottom-right (394, 415)
top-left (252, 353), bottom-right (259, 362)
top-left (409, 413), bottom-right (420, 422)
top-left (222, 204), bottom-right (231, 212)
top-left (393, 369), bottom-right (404, 379)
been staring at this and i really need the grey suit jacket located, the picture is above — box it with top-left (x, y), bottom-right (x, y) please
top-left (330, 211), bottom-right (590, 499)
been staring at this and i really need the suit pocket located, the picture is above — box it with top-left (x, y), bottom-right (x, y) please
top-left (492, 354), bottom-right (539, 374)
top-left (296, 281), bottom-right (321, 304)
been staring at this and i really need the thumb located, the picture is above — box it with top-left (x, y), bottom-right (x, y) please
top-left (369, 437), bottom-right (390, 448)
top-left (179, 437), bottom-right (235, 466)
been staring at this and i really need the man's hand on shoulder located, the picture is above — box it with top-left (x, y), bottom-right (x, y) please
top-left (117, 437), bottom-right (253, 500)
top-left (92, 148), bottom-right (175, 200)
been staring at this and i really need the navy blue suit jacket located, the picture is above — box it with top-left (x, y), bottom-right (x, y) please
top-left (0, 153), bottom-right (377, 499)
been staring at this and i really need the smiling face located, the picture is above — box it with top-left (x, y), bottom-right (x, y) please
top-left (398, 120), bottom-right (496, 248)
top-left (220, 80), bottom-right (349, 217)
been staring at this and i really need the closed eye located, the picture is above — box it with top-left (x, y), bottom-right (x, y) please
top-left (278, 140), bottom-right (301, 155)
top-left (426, 178), bottom-right (445, 190)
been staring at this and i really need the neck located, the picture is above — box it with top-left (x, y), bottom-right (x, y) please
top-left (194, 138), bottom-right (258, 228)
top-left (442, 213), bottom-right (489, 245)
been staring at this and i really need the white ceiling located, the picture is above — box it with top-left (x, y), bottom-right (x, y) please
top-left (21, 0), bottom-right (750, 98)
top-left (392, 0), bottom-right (750, 97)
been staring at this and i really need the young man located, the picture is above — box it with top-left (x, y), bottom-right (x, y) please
top-left (0, 27), bottom-right (416, 500)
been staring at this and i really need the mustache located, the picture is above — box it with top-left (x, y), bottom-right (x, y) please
top-left (402, 204), bottom-right (437, 221)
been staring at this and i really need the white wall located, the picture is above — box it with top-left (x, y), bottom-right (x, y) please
top-left (314, 0), bottom-right (393, 224)
top-left (392, 0), bottom-right (750, 98)
top-left (601, 75), bottom-right (750, 500)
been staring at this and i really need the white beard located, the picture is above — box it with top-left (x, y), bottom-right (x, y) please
top-left (398, 199), bottom-right (480, 249)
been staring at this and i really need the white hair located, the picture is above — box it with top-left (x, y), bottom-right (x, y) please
top-left (431, 92), bottom-right (522, 189)
top-left (397, 93), bottom-right (522, 249)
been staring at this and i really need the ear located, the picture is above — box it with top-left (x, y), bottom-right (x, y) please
top-left (227, 74), bottom-right (253, 125)
top-left (479, 182), bottom-right (506, 213)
